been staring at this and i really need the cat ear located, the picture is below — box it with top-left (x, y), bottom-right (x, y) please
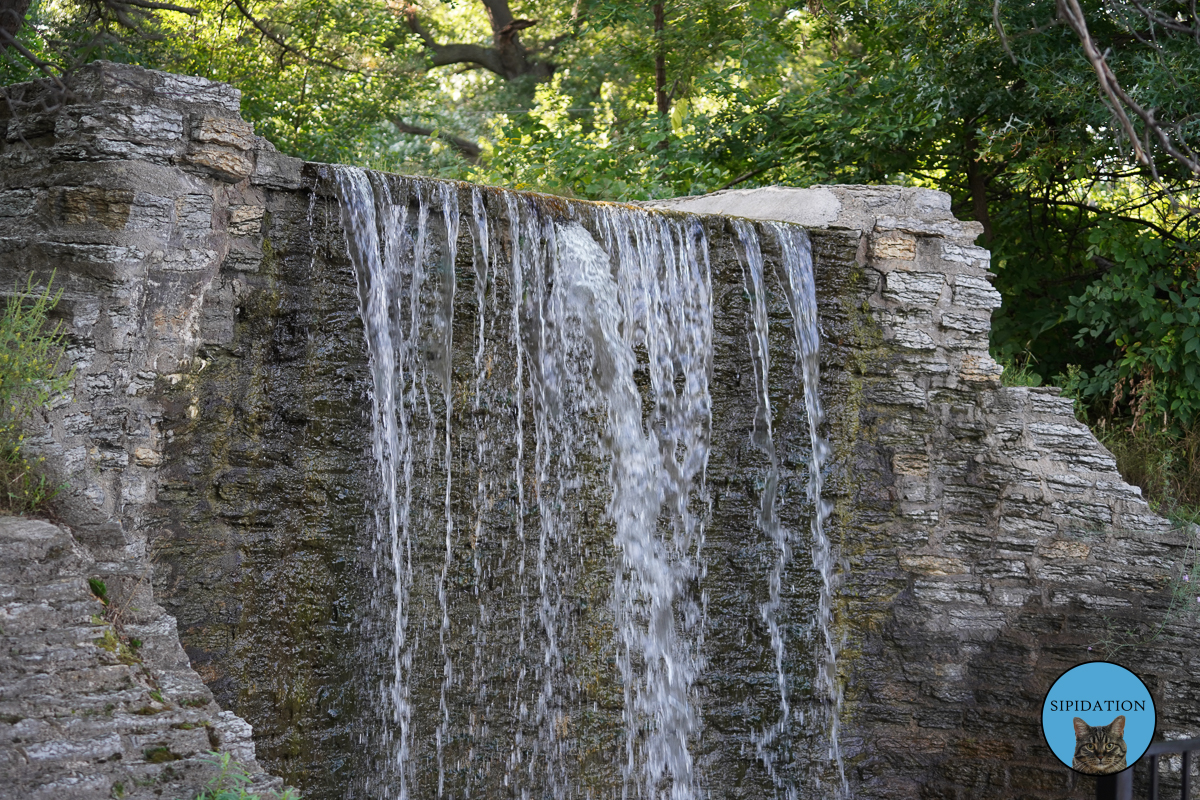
top-left (1074, 717), bottom-right (1090, 738)
top-left (1109, 715), bottom-right (1125, 736)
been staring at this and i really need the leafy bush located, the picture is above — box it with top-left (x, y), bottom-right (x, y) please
top-left (1066, 220), bottom-right (1200, 431)
top-left (0, 275), bottom-right (73, 514)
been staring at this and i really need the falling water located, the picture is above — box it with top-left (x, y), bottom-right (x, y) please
top-left (733, 219), bottom-right (843, 797)
top-left (330, 169), bottom-right (840, 799)
top-left (335, 167), bottom-right (420, 800)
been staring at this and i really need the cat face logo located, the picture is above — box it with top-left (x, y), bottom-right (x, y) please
top-left (1072, 715), bottom-right (1127, 775)
top-left (1041, 662), bottom-right (1155, 775)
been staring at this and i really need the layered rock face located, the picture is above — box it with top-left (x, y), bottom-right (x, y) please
top-left (0, 62), bottom-right (292, 797)
top-left (0, 517), bottom-right (274, 800)
top-left (651, 188), bottom-right (1200, 799)
top-left (1, 61), bottom-right (1197, 800)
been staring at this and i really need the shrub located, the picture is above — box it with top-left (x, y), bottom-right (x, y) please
top-left (196, 751), bottom-right (301, 800)
top-left (0, 274), bottom-right (73, 514)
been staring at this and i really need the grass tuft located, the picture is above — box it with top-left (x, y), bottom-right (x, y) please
top-left (0, 273), bottom-right (73, 515)
top-left (196, 751), bottom-right (301, 800)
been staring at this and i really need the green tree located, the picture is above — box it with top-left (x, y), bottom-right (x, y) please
top-left (698, 0), bottom-right (1200, 426)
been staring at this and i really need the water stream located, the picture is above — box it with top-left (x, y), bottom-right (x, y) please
top-left (330, 168), bottom-right (841, 799)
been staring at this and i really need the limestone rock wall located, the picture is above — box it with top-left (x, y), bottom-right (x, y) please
top-left (0, 61), bottom-right (299, 797)
top-left (653, 187), bottom-right (1200, 799)
top-left (0, 516), bottom-right (275, 800)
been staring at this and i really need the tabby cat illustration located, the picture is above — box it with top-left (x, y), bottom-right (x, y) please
top-left (1072, 715), bottom-right (1128, 774)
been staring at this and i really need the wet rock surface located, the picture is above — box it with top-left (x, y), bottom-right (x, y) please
top-left (653, 187), bottom-right (1200, 800)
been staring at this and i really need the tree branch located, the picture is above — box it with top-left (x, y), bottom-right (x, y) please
top-left (392, 118), bottom-right (482, 164)
top-left (404, 1), bottom-right (551, 80)
top-left (229, 0), bottom-right (360, 73)
top-left (118, 0), bottom-right (198, 15)
top-left (1058, 0), bottom-right (1200, 178)
top-left (718, 166), bottom-right (768, 190)
top-left (0, 27), bottom-right (67, 91)
top-left (991, 185), bottom-right (1182, 241)
top-left (405, 9), bottom-right (507, 74)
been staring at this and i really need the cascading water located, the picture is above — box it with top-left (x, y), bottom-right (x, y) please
top-left (734, 221), bottom-right (845, 797)
top-left (329, 167), bottom-right (842, 800)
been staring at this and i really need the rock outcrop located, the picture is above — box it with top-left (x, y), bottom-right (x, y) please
top-left (1, 62), bottom-right (293, 797)
top-left (0, 516), bottom-right (277, 799)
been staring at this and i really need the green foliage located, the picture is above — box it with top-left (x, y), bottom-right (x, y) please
top-left (0, 275), bottom-right (73, 514)
top-left (998, 353), bottom-right (1042, 388)
top-left (196, 751), bottom-right (301, 800)
top-left (131, 0), bottom-right (424, 167)
top-left (693, 0), bottom-right (1200, 439)
top-left (1066, 220), bottom-right (1200, 428)
top-left (1097, 422), bottom-right (1200, 514)
top-left (472, 72), bottom-right (729, 199)
top-left (88, 578), bottom-right (109, 603)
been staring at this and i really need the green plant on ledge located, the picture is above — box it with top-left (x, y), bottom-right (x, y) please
top-left (0, 274), bottom-right (73, 514)
top-left (196, 751), bottom-right (301, 800)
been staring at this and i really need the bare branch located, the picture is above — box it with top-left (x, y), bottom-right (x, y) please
top-left (991, 184), bottom-right (1184, 241)
top-left (994, 0), bottom-right (1017, 64)
top-left (718, 167), bottom-right (769, 190)
top-left (119, 0), bottom-right (199, 15)
top-left (0, 28), bottom-right (67, 90)
top-left (1127, 0), bottom-right (1200, 37)
top-left (392, 118), bottom-right (483, 164)
top-left (1059, 0), bottom-right (1200, 180)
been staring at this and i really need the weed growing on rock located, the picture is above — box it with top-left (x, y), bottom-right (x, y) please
top-left (1099, 424), bottom-right (1200, 514)
top-left (0, 274), bottom-right (73, 514)
top-left (197, 751), bottom-right (301, 800)
top-left (997, 351), bottom-right (1043, 387)
top-left (88, 578), bottom-right (109, 604)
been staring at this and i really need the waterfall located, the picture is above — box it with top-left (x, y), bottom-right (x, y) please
top-left (330, 168), bottom-right (841, 799)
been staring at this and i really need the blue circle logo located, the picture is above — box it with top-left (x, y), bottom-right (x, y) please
top-left (1042, 661), bottom-right (1156, 774)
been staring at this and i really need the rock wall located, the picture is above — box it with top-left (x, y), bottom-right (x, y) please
top-left (1, 61), bottom-right (1198, 800)
top-left (0, 516), bottom-right (275, 800)
top-left (652, 187), bottom-right (1200, 799)
top-left (0, 62), bottom-right (296, 797)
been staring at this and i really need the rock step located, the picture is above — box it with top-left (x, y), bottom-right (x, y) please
top-left (0, 516), bottom-right (281, 800)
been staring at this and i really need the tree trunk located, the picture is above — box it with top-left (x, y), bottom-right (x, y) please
top-left (965, 128), bottom-right (993, 243)
top-left (653, 2), bottom-right (668, 116)
top-left (1, 0), bottom-right (32, 46)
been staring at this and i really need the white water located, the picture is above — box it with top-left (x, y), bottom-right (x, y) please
top-left (734, 219), bottom-right (844, 798)
top-left (332, 169), bottom-right (840, 799)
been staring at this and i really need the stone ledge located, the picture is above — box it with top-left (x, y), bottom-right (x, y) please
top-left (0, 515), bottom-right (279, 800)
